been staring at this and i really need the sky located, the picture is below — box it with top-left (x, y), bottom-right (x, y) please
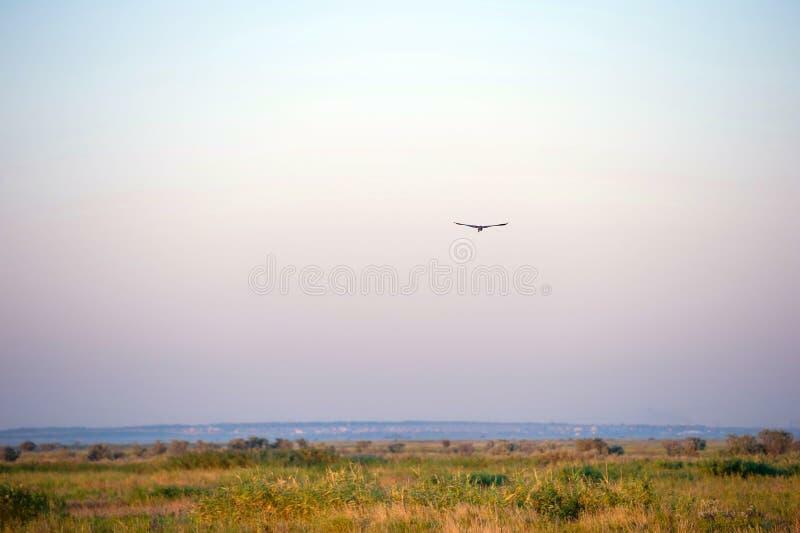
top-left (1, 0), bottom-right (799, 429)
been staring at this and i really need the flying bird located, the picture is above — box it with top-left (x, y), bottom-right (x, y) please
top-left (454, 222), bottom-right (509, 232)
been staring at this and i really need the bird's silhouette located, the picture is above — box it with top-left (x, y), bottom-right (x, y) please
top-left (454, 222), bottom-right (509, 232)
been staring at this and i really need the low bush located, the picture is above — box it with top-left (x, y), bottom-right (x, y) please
top-left (664, 438), bottom-right (706, 456)
top-left (228, 438), bottom-right (248, 450)
top-left (150, 441), bottom-right (168, 455)
top-left (194, 441), bottom-right (218, 453)
top-left (284, 446), bottom-right (339, 466)
top-left (167, 440), bottom-right (189, 455)
top-left (528, 479), bottom-right (582, 520)
top-left (456, 443), bottom-right (475, 455)
top-left (758, 429), bottom-right (794, 456)
top-left (726, 434), bottom-right (765, 455)
top-left (575, 438), bottom-right (608, 454)
top-left (19, 441), bottom-right (37, 452)
top-left (86, 444), bottom-right (113, 461)
top-left (387, 442), bottom-right (405, 454)
top-left (726, 429), bottom-right (800, 455)
top-left (130, 444), bottom-right (147, 457)
top-left (272, 438), bottom-right (294, 450)
top-left (608, 444), bottom-right (625, 455)
top-left (168, 440), bottom-right (189, 455)
top-left (2, 447), bottom-right (19, 463)
top-left (230, 437), bottom-right (270, 450)
top-left (249, 437), bottom-right (270, 449)
top-left (0, 483), bottom-right (63, 524)
top-left (684, 437), bottom-right (707, 452)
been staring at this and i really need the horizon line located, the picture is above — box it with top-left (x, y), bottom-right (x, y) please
top-left (2, 419), bottom-right (797, 433)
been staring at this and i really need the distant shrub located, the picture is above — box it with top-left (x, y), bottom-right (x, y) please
top-left (295, 438), bottom-right (308, 449)
top-left (726, 434), bottom-right (765, 455)
top-left (249, 437), bottom-right (270, 449)
top-left (228, 438), bottom-right (247, 450)
top-left (664, 438), bottom-right (706, 456)
top-left (19, 441), bottom-right (37, 452)
top-left (456, 443), bottom-right (475, 456)
top-left (194, 440), bottom-right (218, 453)
top-left (0, 483), bottom-right (61, 524)
top-left (37, 443), bottom-right (61, 452)
top-left (228, 437), bottom-right (269, 450)
top-left (168, 440), bottom-right (189, 456)
top-left (272, 438), bottom-right (293, 450)
top-left (441, 439), bottom-right (451, 449)
top-left (663, 440), bottom-right (682, 456)
top-left (608, 445), bottom-right (624, 455)
top-left (726, 429), bottom-right (800, 455)
top-left (3, 447), bottom-right (19, 462)
top-left (468, 472), bottom-right (508, 487)
top-left (150, 441), bottom-right (167, 455)
top-left (355, 441), bottom-right (372, 452)
top-left (504, 441), bottom-right (519, 453)
top-left (285, 446), bottom-right (338, 466)
top-left (656, 460), bottom-right (684, 470)
top-left (86, 444), bottom-right (113, 462)
top-left (387, 442), bottom-right (405, 454)
top-left (130, 444), bottom-right (147, 457)
top-left (684, 437), bottom-right (706, 453)
top-left (758, 429), bottom-right (794, 456)
top-left (575, 438), bottom-right (608, 454)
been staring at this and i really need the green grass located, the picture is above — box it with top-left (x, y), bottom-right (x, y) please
top-left (0, 483), bottom-right (64, 525)
top-left (700, 458), bottom-right (800, 478)
top-left (195, 467), bottom-right (651, 524)
top-left (1, 441), bottom-right (799, 531)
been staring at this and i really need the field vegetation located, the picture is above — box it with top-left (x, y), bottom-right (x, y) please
top-left (1, 432), bottom-right (799, 531)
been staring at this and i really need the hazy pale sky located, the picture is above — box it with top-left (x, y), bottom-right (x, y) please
top-left (1, 0), bottom-right (799, 429)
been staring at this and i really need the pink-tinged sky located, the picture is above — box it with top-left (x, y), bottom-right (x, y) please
top-left (1, 1), bottom-right (799, 428)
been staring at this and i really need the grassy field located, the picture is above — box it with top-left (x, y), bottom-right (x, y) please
top-left (2, 438), bottom-right (800, 531)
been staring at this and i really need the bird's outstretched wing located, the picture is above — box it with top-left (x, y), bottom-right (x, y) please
top-left (484, 223), bottom-right (508, 228)
top-left (454, 222), bottom-right (483, 229)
